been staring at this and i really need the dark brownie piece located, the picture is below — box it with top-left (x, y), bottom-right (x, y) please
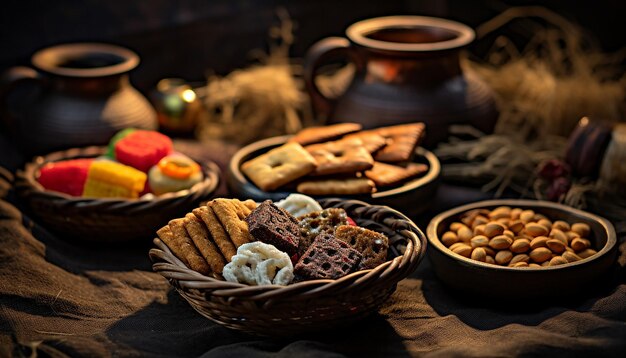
top-left (297, 208), bottom-right (348, 256)
top-left (335, 225), bottom-right (389, 270)
top-left (294, 232), bottom-right (362, 280)
top-left (245, 200), bottom-right (300, 256)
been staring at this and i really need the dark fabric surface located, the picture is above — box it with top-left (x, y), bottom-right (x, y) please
top-left (1, 142), bottom-right (625, 358)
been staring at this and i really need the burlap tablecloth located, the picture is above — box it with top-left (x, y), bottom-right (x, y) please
top-left (1, 141), bottom-right (625, 357)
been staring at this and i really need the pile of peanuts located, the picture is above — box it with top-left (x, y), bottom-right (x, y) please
top-left (441, 206), bottom-right (598, 267)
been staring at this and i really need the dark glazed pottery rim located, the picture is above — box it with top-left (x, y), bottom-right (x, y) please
top-left (228, 135), bottom-right (440, 200)
top-left (346, 16), bottom-right (475, 52)
top-left (426, 199), bottom-right (617, 271)
top-left (32, 43), bottom-right (140, 78)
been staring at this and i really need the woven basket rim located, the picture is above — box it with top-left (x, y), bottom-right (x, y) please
top-left (150, 198), bottom-right (427, 298)
top-left (14, 146), bottom-right (220, 211)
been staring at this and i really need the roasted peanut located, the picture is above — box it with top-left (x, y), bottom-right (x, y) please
top-left (510, 238), bottom-right (530, 254)
top-left (525, 223), bottom-right (549, 237)
top-left (571, 223), bottom-right (590, 237)
top-left (546, 239), bottom-right (566, 254)
top-left (443, 206), bottom-right (598, 268)
top-left (471, 247), bottom-right (487, 262)
top-left (470, 235), bottom-right (489, 248)
top-left (495, 250), bottom-right (513, 265)
top-left (552, 220), bottom-right (570, 231)
top-left (484, 222), bottom-right (506, 238)
top-left (451, 243), bottom-right (472, 258)
top-left (510, 254), bottom-right (530, 265)
top-left (529, 247), bottom-right (552, 263)
top-left (441, 231), bottom-right (459, 247)
top-left (571, 238), bottom-right (591, 252)
top-left (489, 235), bottom-right (513, 250)
top-left (529, 236), bottom-right (550, 250)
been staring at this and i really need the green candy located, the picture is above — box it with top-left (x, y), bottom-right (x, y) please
top-left (106, 128), bottom-right (136, 158)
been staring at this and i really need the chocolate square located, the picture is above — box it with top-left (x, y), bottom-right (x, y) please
top-left (245, 200), bottom-right (300, 256)
top-left (294, 233), bottom-right (362, 280)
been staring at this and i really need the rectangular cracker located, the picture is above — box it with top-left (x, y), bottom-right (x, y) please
top-left (183, 213), bottom-right (226, 275)
top-left (164, 219), bottom-right (211, 275)
top-left (305, 137), bottom-right (374, 176)
top-left (241, 142), bottom-right (317, 191)
top-left (210, 199), bottom-right (252, 248)
top-left (193, 205), bottom-right (237, 261)
top-left (297, 177), bottom-right (376, 196)
top-left (241, 199), bottom-right (258, 212)
top-left (289, 123), bottom-right (362, 145)
top-left (343, 131), bottom-right (388, 153)
top-left (365, 162), bottom-right (428, 187)
top-left (373, 123), bottom-right (425, 162)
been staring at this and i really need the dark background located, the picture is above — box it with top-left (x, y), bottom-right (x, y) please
top-left (1, 0), bottom-right (625, 93)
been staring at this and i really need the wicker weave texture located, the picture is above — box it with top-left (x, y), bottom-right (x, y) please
top-left (150, 198), bottom-right (427, 336)
top-left (15, 146), bottom-right (220, 242)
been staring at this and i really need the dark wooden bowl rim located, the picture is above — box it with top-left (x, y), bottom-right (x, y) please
top-left (229, 135), bottom-right (440, 199)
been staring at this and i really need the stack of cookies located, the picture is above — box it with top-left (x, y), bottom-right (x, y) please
top-left (241, 122), bottom-right (428, 196)
top-left (156, 194), bottom-right (390, 285)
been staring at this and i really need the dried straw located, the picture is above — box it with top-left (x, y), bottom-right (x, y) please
top-left (196, 9), bottom-right (311, 144)
top-left (438, 6), bottom-right (625, 198)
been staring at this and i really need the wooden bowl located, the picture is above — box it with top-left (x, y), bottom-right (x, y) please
top-left (149, 198), bottom-right (427, 336)
top-left (14, 146), bottom-right (220, 243)
top-left (426, 199), bottom-right (618, 302)
top-left (227, 135), bottom-right (440, 218)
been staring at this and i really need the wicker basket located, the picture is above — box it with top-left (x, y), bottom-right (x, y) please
top-left (14, 146), bottom-right (220, 243)
top-left (149, 198), bottom-right (427, 336)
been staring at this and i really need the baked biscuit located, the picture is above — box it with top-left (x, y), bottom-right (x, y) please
top-left (164, 219), bottom-right (211, 275)
top-left (242, 142), bottom-right (317, 191)
top-left (364, 161), bottom-right (428, 187)
top-left (183, 213), bottom-right (226, 275)
top-left (297, 177), bottom-right (375, 196)
top-left (289, 123), bottom-right (362, 146)
top-left (193, 205), bottom-right (237, 261)
top-left (343, 131), bottom-right (387, 153)
top-left (297, 208), bottom-right (348, 255)
top-left (210, 199), bottom-right (253, 248)
top-left (371, 123), bottom-right (425, 162)
top-left (306, 137), bottom-right (374, 176)
top-left (335, 225), bottom-right (389, 270)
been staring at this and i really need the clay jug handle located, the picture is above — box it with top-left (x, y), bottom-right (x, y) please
top-left (0, 66), bottom-right (42, 132)
top-left (304, 37), bottom-right (363, 119)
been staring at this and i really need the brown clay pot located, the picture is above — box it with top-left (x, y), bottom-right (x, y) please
top-left (304, 16), bottom-right (498, 147)
top-left (1, 43), bottom-right (157, 155)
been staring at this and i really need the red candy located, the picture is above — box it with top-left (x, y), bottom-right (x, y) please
top-left (114, 130), bottom-right (173, 172)
top-left (38, 158), bottom-right (94, 196)
top-left (346, 217), bottom-right (357, 226)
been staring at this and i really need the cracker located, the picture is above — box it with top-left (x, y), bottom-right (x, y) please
top-left (335, 225), bottom-right (389, 270)
top-left (365, 161), bottom-right (428, 187)
top-left (297, 177), bottom-right (375, 196)
top-left (343, 131), bottom-right (388, 153)
top-left (305, 137), bottom-right (374, 176)
top-left (289, 123), bottom-right (362, 145)
top-left (183, 213), bottom-right (226, 275)
top-left (210, 199), bottom-right (252, 248)
top-left (242, 142), bottom-right (317, 191)
top-left (241, 199), bottom-right (258, 212)
top-left (166, 219), bottom-right (211, 275)
top-left (371, 123), bottom-right (425, 162)
top-left (193, 206), bottom-right (237, 261)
